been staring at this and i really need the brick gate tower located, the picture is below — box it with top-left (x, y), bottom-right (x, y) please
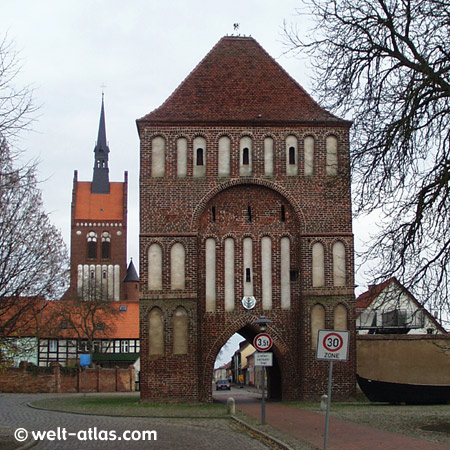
top-left (137, 36), bottom-right (356, 402)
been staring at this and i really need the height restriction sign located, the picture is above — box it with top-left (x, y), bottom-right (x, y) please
top-left (316, 330), bottom-right (349, 361)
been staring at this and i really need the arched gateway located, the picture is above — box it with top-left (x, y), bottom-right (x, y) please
top-left (137, 36), bottom-right (356, 402)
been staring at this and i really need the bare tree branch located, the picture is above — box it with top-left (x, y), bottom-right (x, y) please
top-left (284, 0), bottom-right (450, 319)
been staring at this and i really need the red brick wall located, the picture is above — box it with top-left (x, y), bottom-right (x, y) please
top-left (139, 125), bottom-right (355, 402)
top-left (64, 171), bottom-right (128, 301)
top-left (0, 363), bottom-right (135, 393)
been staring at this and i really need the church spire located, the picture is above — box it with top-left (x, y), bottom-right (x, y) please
top-left (91, 94), bottom-right (110, 194)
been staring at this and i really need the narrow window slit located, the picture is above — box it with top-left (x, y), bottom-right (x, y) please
top-left (246, 268), bottom-right (251, 283)
top-left (281, 205), bottom-right (286, 222)
top-left (196, 148), bottom-right (204, 166)
top-left (211, 206), bottom-right (216, 222)
top-left (243, 147), bottom-right (250, 165)
top-left (247, 205), bottom-right (252, 222)
top-left (289, 146), bottom-right (296, 165)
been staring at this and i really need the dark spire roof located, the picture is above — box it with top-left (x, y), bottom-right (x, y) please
top-left (137, 36), bottom-right (350, 129)
top-left (91, 94), bottom-right (110, 194)
top-left (123, 259), bottom-right (139, 282)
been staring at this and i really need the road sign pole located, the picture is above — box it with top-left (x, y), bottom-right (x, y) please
top-left (323, 360), bottom-right (333, 450)
top-left (261, 366), bottom-right (266, 425)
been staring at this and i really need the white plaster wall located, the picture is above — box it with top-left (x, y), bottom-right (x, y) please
top-left (177, 138), bottom-right (187, 177)
top-left (304, 136), bottom-right (314, 176)
top-left (173, 306), bottom-right (188, 354)
top-left (240, 136), bottom-right (252, 176)
top-left (148, 244), bottom-right (162, 290)
top-left (243, 237), bottom-right (253, 296)
top-left (113, 265), bottom-right (120, 300)
top-left (326, 135), bottom-right (338, 176)
top-left (280, 237), bottom-right (291, 309)
top-left (193, 136), bottom-right (206, 178)
top-left (312, 242), bottom-right (325, 287)
top-left (151, 136), bottom-right (165, 177)
top-left (224, 237), bottom-right (235, 311)
top-left (311, 304), bottom-right (325, 348)
top-left (205, 238), bottom-right (216, 311)
top-left (264, 137), bottom-right (274, 176)
top-left (77, 264), bottom-right (83, 297)
top-left (171, 243), bottom-right (185, 290)
top-left (333, 241), bottom-right (346, 286)
top-left (218, 136), bottom-right (231, 177)
top-left (108, 264), bottom-right (114, 300)
top-left (149, 308), bottom-right (164, 355)
top-left (286, 135), bottom-right (298, 176)
top-left (334, 304), bottom-right (348, 330)
top-left (261, 236), bottom-right (272, 310)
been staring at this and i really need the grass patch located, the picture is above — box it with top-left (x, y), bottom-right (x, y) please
top-left (30, 396), bottom-right (229, 418)
top-left (283, 400), bottom-right (450, 446)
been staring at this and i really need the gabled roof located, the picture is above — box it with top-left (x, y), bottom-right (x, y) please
top-left (75, 182), bottom-right (124, 220)
top-left (356, 278), bottom-right (396, 310)
top-left (137, 36), bottom-right (350, 129)
top-left (356, 278), bottom-right (447, 333)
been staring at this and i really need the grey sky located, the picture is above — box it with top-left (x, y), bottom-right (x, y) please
top-left (2, 0), bottom-right (310, 266)
top-left (2, 1), bottom-right (377, 364)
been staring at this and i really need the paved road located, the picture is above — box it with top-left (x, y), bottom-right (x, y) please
top-left (0, 393), bottom-right (271, 450)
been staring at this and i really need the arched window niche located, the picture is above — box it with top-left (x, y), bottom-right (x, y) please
top-left (240, 136), bottom-right (252, 176)
top-left (312, 242), bottom-right (325, 287)
top-left (286, 135), bottom-right (298, 176)
top-left (311, 304), bottom-right (325, 349)
top-left (148, 243), bottom-right (162, 290)
top-left (173, 306), bottom-right (188, 354)
top-left (193, 136), bottom-right (206, 177)
top-left (151, 136), bottom-right (165, 177)
top-left (149, 307), bottom-right (164, 355)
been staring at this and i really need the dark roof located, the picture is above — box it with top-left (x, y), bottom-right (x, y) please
top-left (137, 36), bottom-right (350, 129)
top-left (92, 96), bottom-right (110, 194)
top-left (123, 259), bottom-right (139, 283)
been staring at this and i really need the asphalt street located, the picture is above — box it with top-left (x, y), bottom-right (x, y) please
top-left (0, 393), bottom-right (271, 449)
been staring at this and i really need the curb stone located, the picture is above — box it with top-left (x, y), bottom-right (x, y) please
top-left (231, 415), bottom-right (295, 450)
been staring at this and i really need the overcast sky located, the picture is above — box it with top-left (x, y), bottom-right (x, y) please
top-left (2, 0), bottom-right (313, 263)
top-left (2, 1), bottom-right (375, 365)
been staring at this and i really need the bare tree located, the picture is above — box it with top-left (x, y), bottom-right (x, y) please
top-left (0, 33), bottom-right (37, 141)
top-left (0, 138), bottom-right (68, 366)
top-left (45, 296), bottom-right (119, 364)
top-left (284, 0), bottom-right (450, 321)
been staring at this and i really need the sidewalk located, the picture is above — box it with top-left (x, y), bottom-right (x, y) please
top-left (236, 401), bottom-right (450, 450)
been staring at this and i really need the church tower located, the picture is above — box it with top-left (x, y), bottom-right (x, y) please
top-left (138, 36), bottom-right (356, 402)
top-left (64, 97), bottom-right (128, 301)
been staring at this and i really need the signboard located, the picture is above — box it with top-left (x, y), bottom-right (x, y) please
top-left (253, 333), bottom-right (273, 352)
top-left (254, 352), bottom-right (273, 366)
top-left (316, 330), bottom-right (349, 361)
top-left (79, 354), bottom-right (91, 367)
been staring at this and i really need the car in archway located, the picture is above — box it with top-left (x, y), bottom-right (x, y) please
top-left (216, 379), bottom-right (231, 390)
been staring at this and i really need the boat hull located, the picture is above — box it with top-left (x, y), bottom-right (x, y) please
top-left (356, 374), bottom-right (450, 404)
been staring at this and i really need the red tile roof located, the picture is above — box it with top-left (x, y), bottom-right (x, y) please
top-left (356, 278), bottom-right (397, 310)
top-left (75, 182), bottom-right (124, 221)
top-left (5, 299), bottom-right (139, 340)
top-left (137, 36), bottom-right (351, 128)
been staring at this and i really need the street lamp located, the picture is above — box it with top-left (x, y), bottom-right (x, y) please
top-left (254, 315), bottom-right (272, 425)
top-left (255, 315), bottom-right (272, 332)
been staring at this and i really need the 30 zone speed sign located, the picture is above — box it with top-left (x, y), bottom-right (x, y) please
top-left (316, 330), bottom-right (349, 361)
top-left (253, 333), bottom-right (273, 352)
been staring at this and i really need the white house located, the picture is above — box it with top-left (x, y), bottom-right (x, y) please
top-left (356, 278), bottom-right (446, 335)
